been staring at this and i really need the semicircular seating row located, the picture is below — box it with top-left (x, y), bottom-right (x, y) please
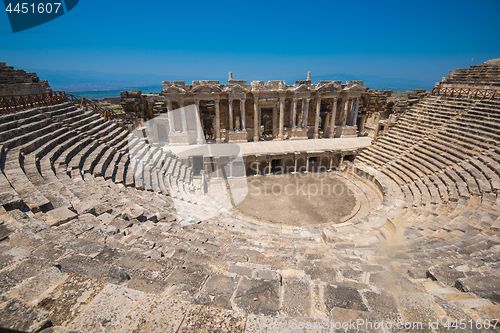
top-left (0, 96), bottom-right (498, 332)
top-left (354, 95), bottom-right (500, 301)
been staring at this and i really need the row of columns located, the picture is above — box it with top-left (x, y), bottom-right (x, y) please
top-left (166, 98), bottom-right (222, 142)
top-left (248, 152), bottom-right (348, 175)
top-left (228, 98), bottom-right (246, 131)
top-left (165, 95), bottom-right (360, 143)
top-left (340, 97), bottom-right (360, 127)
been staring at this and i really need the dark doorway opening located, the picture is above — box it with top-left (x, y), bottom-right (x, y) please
top-left (203, 118), bottom-right (214, 140)
top-left (271, 159), bottom-right (282, 174)
top-left (261, 108), bottom-right (273, 138)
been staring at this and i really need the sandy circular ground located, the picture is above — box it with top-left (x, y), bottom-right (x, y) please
top-left (236, 173), bottom-right (357, 226)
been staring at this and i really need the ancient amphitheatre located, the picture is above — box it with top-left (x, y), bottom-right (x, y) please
top-left (0, 58), bottom-right (499, 332)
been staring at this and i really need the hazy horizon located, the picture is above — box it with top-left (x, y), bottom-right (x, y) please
top-left (2, 0), bottom-right (499, 94)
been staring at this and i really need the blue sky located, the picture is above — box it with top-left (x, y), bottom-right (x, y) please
top-left (1, 0), bottom-right (500, 89)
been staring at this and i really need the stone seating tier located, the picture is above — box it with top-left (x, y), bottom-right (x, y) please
top-left (0, 89), bottom-right (500, 331)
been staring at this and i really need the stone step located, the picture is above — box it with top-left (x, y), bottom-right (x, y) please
top-left (94, 147), bottom-right (117, 178)
top-left (82, 144), bottom-right (109, 175)
top-left (3, 149), bottom-right (52, 213)
top-left (56, 136), bottom-right (92, 166)
top-left (67, 141), bottom-right (100, 171)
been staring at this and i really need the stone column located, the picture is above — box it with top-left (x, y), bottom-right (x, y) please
top-left (195, 99), bottom-right (203, 144)
top-left (329, 98), bottom-right (337, 138)
top-left (359, 114), bottom-right (367, 133)
top-left (215, 98), bottom-right (221, 142)
top-left (303, 98), bottom-right (310, 128)
top-left (293, 153), bottom-right (298, 173)
top-left (338, 154), bottom-right (344, 169)
top-left (180, 98), bottom-right (187, 132)
top-left (348, 98), bottom-right (355, 126)
top-left (349, 99), bottom-right (355, 125)
top-left (255, 160), bottom-right (259, 176)
top-left (253, 97), bottom-right (259, 142)
top-left (298, 99), bottom-right (304, 127)
top-left (267, 157), bottom-right (272, 175)
top-left (167, 99), bottom-right (175, 133)
top-left (278, 97), bottom-right (285, 140)
top-left (228, 98), bottom-right (234, 131)
top-left (328, 152), bottom-right (334, 171)
top-left (292, 98), bottom-right (298, 128)
top-left (342, 98), bottom-right (349, 126)
top-left (241, 98), bottom-right (246, 130)
top-left (305, 156), bottom-right (310, 173)
top-left (325, 114), bottom-right (330, 137)
top-left (314, 98), bottom-right (321, 139)
top-left (352, 98), bottom-right (360, 127)
top-left (272, 105), bottom-right (277, 138)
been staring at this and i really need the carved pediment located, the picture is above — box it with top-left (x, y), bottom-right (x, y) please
top-left (191, 85), bottom-right (222, 93)
top-left (316, 82), bottom-right (341, 92)
top-left (224, 84), bottom-right (248, 94)
top-left (345, 84), bottom-right (365, 92)
top-left (162, 85), bottom-right (186, 94)
top-left (292, 84), bottom-right (312, 92)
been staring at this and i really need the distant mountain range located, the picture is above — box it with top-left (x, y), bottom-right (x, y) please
top-left (31, 68), bottom-right (436, 93)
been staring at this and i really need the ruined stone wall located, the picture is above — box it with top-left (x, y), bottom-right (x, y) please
top-left (0, 62), bottom-right (50, 96)
top-left (393, 89), bottom-right (430, 113)
top-left (438, 58), bottom-right (500, 90)
top-left (120, 90), bottom-right (157, 120)
top-left (361, 90), bottom-right (393, 118)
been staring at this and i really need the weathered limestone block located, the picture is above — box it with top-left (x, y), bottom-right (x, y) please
top-left (8, 266), bottom-right (66, 304)
top-left (0, 295), bottom-right (52, 332)
top-left (361, 290), bottom-right (402, 324)
top-left (0, 244), bottom-right (30, 271)
top-left (395, 292), bottom-right (438, 325)
top-left (8, 229), bottom-right (44, 251)
top-left (427, 264), bottom-right (466, 287)
top-left (456, 275), bottom-right (500, 303)
top-left (281, 280), bottom-right (311, 317)
top-left (233, 277), bottom-right (280, 316)
top-left (42, 207), bottom-right (77, 226)
top-left (323, 284), bottom-right (368, 312)
top-left (35, 273), bottom-right (106, 326)
top-left (96, 212), bottom-right (114, 225)
top-left (194, 273), bottom-right (237, 310)
top-left (72, 199), bottom-right (97, 215)
top-left (178, 305), bottom-right (247, 333)
top-left (57, 253), bottom-right (130, 284)
top-left (114, 294), bottom-right (190, 333)
top-left (67, 284), bottom-right (143, 332)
